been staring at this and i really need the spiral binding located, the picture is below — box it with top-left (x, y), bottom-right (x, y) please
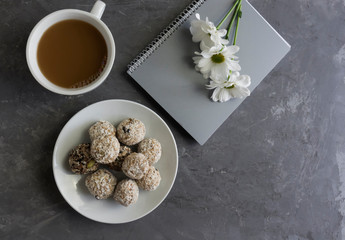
top-left (127, 0), bottom-right (206, 74)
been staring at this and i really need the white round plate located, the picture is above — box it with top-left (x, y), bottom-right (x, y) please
top-left (53, 99), bottom-right (178, 223)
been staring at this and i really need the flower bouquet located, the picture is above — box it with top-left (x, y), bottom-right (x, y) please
top-left (190, 0), bottom-right (251, 103)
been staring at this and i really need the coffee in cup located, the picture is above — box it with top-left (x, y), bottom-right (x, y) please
top-left (26, 1), bottom-right (115, 95)
top-left (37, 19), bottom-right (107, 88)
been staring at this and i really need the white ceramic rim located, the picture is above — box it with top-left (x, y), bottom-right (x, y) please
top-left (26, 9), bottom-right (115, 95)
top-left (52, 99), bottom-right (178, 223)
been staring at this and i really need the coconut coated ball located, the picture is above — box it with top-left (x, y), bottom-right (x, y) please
top-left (137, 166), bottom-right (161, 191)
top-left (89, 120), bottom-right (116, 141)
top-left (90, 135), bottom-right (120, 164)
top-left (85, 169), bottom-right (117, 200)
top-left (108, 145), bottom-right (132, 171)
top-left (113, 179), bottom-right (139, 206)
top-left (138, 138), bottom-right (162, 165)
top-left (68, 143), bottom-right (98, 174)
top-left (121, 153), bottom-right (149, 179)
top-left (116, 118), bottom-right (146, 146)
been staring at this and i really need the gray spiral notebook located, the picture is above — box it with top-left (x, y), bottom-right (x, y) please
top-left (127, 0), bottom-right (290, 145)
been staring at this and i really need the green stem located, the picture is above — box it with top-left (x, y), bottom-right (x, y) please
top-left (216, 0), bottom-right (240, 30)
top-left (226, 0), bottom-right (242, 40)
top-left (233, 3), bottom-right (242, 45)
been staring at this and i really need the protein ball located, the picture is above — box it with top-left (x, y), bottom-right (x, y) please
top-left (122, 153), bottom-right (149, 179)
top-left (85, 169), bottom-right (117, 200)
top-left (137, 166), bottom-right (161, 191)
top-left (68, 143), bottom-right (98, 174)
top-left (91, 135), bottom-right (120, 164)
top-left (89, 120), bottom-right (116, 141)
top-left (116, 118), bottom-right (146, 146)
top-left (114, 179), bottom-right (139, 206)
top-left (108, 145), bottom-right (132, 171)
top-left (138, 138), bottom-right (162, 165)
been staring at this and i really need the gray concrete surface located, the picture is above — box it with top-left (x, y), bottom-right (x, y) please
top-left (1, 0), bottom-right (345, 239)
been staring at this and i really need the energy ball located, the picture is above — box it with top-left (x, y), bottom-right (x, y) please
top-left (68, 143), bottom-right (98, 174)
top-left (114, 179), bottom-right (139, 206)
top-left (138, 138), bottom-right (162, 165)
top-left (116, 118), bottom-right (146, 146)
top-left (91, 135), bottom-right (120, 164)
top-left (137, 166), bottom-right (161, 191)
top-left (108, 145), bottom-right (132, 171)
top-left (122, 153), bottom-right (149, 179)
top-left (89, 120), bottom-right (116, 141)
top-left (85, 169), bottom-right (117, 200)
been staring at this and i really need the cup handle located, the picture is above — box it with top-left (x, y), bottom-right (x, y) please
top-left (90, 1), bottom-right (106, 19)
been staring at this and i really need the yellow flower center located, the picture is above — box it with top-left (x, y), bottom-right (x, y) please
top-left (211, 53), bottom-right (225, 63)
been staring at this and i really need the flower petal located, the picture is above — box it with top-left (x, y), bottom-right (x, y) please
top-left (200, 41), bottom-right (213, 52)
top-left (228, 87), bottom-right (242, 98)
top-left (236, 75), bottom-right (251, 88)
top-left (240, 86), bottom-right (251, 97)
top-left (210, 62), bottom-right (229, 80)
top-left (226, 60), bottom-right (241, 72)
top-left (211, 88), bottom-right (221, 102)
top-left (198, 57), bottom-right (211, 68)
top-left (219, 88), bottom-right (232, 102)
top-left (217, 29), bottom-right (227, 36)
top-left (226, 45), bottom-right (240, 55)
top-left (193, 56), bottom-right (202, 64)
top-left (210, 74), bottom-right (226, 83)
top-left (206, 80), bottom-right (218, 89)
top-left (201, 51), bottom-right (212, 58)
top-left (229, 86), bottom-right (250, 98)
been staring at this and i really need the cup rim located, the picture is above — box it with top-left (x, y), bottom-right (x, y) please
top-left (26, 9), bottom-right (115, 95)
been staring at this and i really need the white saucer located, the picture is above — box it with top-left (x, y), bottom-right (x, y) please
top-left (52, 99), bottom-right (178, 223)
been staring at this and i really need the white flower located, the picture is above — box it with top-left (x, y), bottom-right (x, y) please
top-left (206, 72), bottom-right (251, 102)
top-left (193, 44), bottom-right (241, 79)
top-left (190, 13), bottom-right (229, 48)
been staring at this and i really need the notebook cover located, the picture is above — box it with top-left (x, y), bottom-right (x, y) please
top-left (128, 0), bottom-right (291, 145)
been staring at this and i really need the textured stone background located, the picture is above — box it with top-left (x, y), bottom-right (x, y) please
top-left (1, 0), bottom-right (345, 239)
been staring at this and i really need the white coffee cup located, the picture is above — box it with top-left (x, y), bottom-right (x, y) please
top-left (26, 1), bottom-right (115, 95)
